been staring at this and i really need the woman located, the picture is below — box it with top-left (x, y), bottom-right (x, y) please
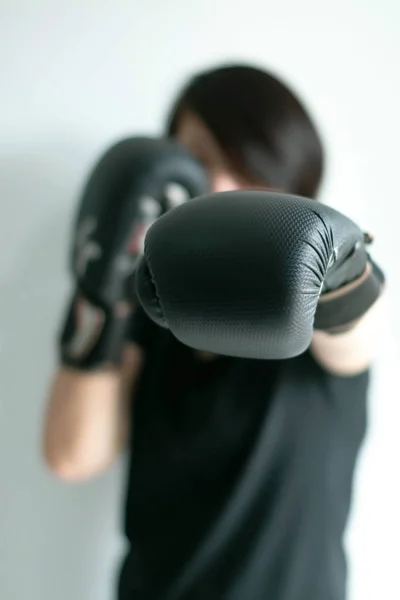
top-left (43, 64), bottom-right (384, 599)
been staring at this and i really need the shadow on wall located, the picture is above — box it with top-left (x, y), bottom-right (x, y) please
top-left (0, 147), bottom-right (125, 600)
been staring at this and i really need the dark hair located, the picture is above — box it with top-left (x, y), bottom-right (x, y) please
top-left (166, 64), bottom-right (324, 198)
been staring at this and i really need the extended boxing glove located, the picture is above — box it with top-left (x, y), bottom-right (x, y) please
top-left (59, 136), bottom-right (208, 370)
top-left (135, 191), bottom-right (384, 360)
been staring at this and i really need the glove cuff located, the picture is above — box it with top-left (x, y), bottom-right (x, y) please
top-left (314, 259), bottom-right (385, 333)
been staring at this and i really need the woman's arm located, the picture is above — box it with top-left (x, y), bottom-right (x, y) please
top-left (310, 293), bottom-right (386, 376)
top-left (42, 343), bottom-right (143, 481)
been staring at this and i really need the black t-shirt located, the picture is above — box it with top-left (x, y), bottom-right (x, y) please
top-left (118, 308), bottom-right (369, 600)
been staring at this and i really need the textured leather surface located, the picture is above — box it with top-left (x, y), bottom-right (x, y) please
top-left (136, 191), bottom-right (366, 359)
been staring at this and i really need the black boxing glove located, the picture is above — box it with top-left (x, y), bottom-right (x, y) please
top-left (59, 136), bottom-right (208, 370)
top-left (135, 191), bottom-right (384, 360)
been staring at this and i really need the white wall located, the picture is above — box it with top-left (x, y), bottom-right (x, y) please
top-left (1, 1), bottom-right (399, 599)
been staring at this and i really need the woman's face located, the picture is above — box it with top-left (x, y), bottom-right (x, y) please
top-left (176, 111), bottom-right (259, 194)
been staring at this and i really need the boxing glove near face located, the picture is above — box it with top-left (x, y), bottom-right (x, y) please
top-left (60, 136), bottom-right (209, 369)
top-left (71, 137), bottom-right (209, 306)
top-left (135, 191), bottom-right (384, 360)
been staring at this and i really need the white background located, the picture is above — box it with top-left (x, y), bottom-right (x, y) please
top-left (1, 1), bottom-right (400, 599)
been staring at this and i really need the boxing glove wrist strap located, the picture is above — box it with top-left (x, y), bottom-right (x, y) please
top-left (314, 259), bottom-right (384, 333)
top-left (59, 293), bottom-right (132, 371)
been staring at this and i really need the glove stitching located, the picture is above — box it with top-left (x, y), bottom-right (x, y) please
top-left (146, 254), bottom-right (166, 322)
